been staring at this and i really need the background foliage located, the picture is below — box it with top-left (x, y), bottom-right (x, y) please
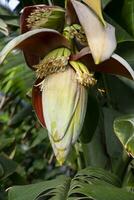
top-left (0, 0), bottom-right (134, 199)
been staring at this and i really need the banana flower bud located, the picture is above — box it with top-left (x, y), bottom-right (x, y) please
top-left (42, 67), bottom-right (87, 164)
top-left (33, 48), bottom-right (96, 164)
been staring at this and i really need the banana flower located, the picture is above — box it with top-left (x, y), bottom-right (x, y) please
top-left (0, 1), bottom-right (134, 164)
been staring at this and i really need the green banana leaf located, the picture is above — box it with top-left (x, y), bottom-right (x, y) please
top-left (8, 167), bottom-right (134, 200)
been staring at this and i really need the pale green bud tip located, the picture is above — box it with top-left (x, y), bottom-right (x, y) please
top-left (56, 150), bottom-right (66, 166)
top-left (95, 59), bottom-right (100, 65)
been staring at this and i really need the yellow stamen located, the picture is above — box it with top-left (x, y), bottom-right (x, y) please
top-left (70, 61), bottom-right (97, 87)
top-left (27, 7), bottom-right (52, 29)
top-left (34, 56), bottom-right (69, 79)
top-left (76, 71), bottom-right (97, 87)
top-left (64, 24), bottom-right (87, 46)
top-left (33, 48), bottom-right (71, 79)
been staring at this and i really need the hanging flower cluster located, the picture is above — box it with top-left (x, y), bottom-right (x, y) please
top-left (0, 0), bottom-right (134, 164)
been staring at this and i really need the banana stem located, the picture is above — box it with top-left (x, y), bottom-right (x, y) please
top-left (48, 0), bottom-right (53, 6)
top-left (75, 143), bottom-right (83, 170)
